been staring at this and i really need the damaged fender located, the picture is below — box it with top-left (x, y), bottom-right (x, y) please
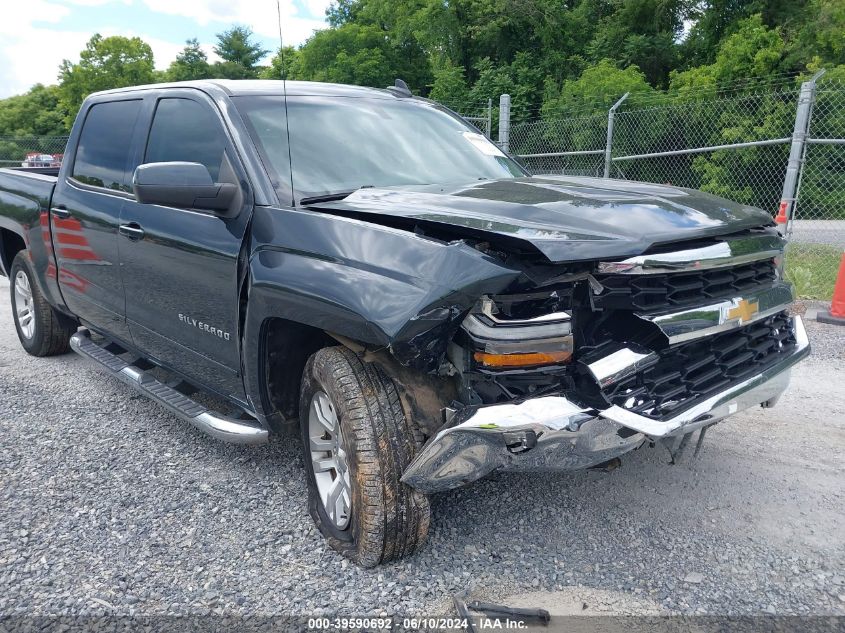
top-left (241, 206), bottom-right (520, 420)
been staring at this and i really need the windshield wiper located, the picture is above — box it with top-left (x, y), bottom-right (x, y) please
top-left (300, 186), bottom-right (373, 206)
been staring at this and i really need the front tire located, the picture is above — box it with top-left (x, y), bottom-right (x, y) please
top-left (9, 251), bottom-right (74, 357)
top-left (299, 346), bottom-right (430, 567)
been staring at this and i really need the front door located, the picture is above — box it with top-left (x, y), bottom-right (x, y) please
top-left (54, 98), bottom-right (143, 342)
top-left (119, 92), bottom-right (251, 401)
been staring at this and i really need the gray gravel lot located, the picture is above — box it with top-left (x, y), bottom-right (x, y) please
top-left (1, 275), bottom-right (843, 619)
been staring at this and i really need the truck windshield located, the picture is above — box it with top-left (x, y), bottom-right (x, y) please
top-left (234, 95), bottom-right (527, 204)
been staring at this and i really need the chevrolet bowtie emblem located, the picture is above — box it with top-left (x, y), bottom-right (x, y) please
top-left (727, 298), bottom-right (760, 323)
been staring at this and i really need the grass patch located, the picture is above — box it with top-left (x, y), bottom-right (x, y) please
top-left (785, 242), bottom-right (842, 300)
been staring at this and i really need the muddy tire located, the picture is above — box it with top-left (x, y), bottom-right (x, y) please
top-left (9, 251), bottom-right (74, 357)
top-left (299, 346), bottom-right (431, 567)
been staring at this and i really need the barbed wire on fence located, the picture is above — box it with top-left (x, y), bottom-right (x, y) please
top-left (2, 79), bottom-right (842, 301)
top-left (454, 75), bottom-right (844, 300)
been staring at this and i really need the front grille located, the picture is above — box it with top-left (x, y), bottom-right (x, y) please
top-left (594, 259), bottom-right (777, 311)
top-left (602, 312), bottom-right (796, 420)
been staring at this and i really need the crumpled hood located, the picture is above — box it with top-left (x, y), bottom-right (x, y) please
top-left (311, 176), bottom-right (775, 263)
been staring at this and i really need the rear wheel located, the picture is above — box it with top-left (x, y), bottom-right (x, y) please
top-left (9, 251), bottom-right (74, 356)
top-left (299, 346), bottom-right (430, 567)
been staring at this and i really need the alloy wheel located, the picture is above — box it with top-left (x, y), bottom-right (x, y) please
top-left (308, 390), bottom-right (352, 530)
top-left (14, 271), bottom-right (35, 340)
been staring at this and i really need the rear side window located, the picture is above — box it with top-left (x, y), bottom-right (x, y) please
top-left (72, 99), bottom-right (142, 192)
top-left (145, 98), bottom-right (227, 181)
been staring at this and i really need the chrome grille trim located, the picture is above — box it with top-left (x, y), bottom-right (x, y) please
top-left (597, 233), bottom-right (783, 275)
top-left (636, 282), bottom-right (794, 344)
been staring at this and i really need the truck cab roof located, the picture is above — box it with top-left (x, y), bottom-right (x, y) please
top-left (90, 79), bottom-right (406, 100)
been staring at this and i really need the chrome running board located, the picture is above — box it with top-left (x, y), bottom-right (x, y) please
top-left (70, 329), bottom-right (268, 445)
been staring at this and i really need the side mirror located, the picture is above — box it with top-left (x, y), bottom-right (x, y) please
top-left (132, 162), bottom-right (237, 213)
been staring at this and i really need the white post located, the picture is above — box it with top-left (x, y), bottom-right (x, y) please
top-left (498, 94), bottom-right (511, 153)
top-left (604, 92), bottom-right (629, 178)
top-left (780, 69), bottom-right (825, 235)
top-left (486, 98), bottom-right (493, 140)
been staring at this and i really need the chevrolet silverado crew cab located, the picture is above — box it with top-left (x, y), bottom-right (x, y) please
top-left (0, 80), bottom-right (809, 566)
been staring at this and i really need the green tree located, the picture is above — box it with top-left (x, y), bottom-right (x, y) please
top-left (260, 46), bottom-right (299, 80)
top-left (58, 34), bottom-right (155, 124)
top-left (294, 22), bottom-right (431, 91)
top-left (428, 63), bottom-right (470, 107)
top-left (534, 60), bottom-right (653, 159)
top-left (294, 24), bottom-right (394, 87)
top-left (326, 0), bottom-right (362, 26)
top-left (681, 0), bottom-right (810, 68)
top-left (708, 14), bottom-right (786, 82)
top-left (468, 53), bottom-right (545, 122)
top-left (586, 0), bottom-right (683, 87)
top-left (671, 14), bottom-right (791, 89)
top-left (543, 59), bottom-right (653, 116)
top-left (0, 84), bottom-right (69, 136)
top-left (667, 17), bottom-right (795, 211)
top-left (212, 26), bottom-right (269, 79)
top-left (166, 38), bottom-right (211, 81)
top-left (794, 0), bottom-right (845, 68)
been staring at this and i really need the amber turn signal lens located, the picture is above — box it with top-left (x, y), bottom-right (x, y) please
top-left (473, 350), bottom-right (572, 368)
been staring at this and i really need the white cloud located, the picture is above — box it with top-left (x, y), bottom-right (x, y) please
top-left (117, 32), bottom-right (220, 67)
top-left (302, 0), bottom-right (332, 20)
top-left (0, 25), bottom-right (213, 98)
top-left (0, 0), bottom-right (327, 98)
top-left (58, 0), bottom-right (131, 6)
top-left (0, 1), bottom-right (87, 97)
top-left (140, 0), bottom-right (325, 42)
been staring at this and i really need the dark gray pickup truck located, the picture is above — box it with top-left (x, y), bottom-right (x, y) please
top-left (0, 80), bottom-right (809, 566)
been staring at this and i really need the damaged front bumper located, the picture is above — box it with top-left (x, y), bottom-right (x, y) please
top-left (401, 316), bottom-right (810, 494)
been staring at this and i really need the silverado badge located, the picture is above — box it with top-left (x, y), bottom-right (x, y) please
top-left (178, 313), bottom-right (231, 341)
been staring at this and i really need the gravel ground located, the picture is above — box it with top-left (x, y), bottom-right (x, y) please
top-left (1, 275), bottom-right (843, 619)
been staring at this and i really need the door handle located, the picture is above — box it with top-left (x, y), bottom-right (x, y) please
top-left (119, 223), bottom-right (145, 241)
top-left (51, 206), bottom-right (71, 219)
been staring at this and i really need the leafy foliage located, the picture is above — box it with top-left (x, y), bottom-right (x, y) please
top-left (0, 84), bottom-right (68, 136)
top-left (261, 47), bottom-right (299, 80)
top-left (57, 34), bottom-right (155, 126)
top-left (0, 0), bottom-right (843, 157)
top-left (165, 39), bottom-right (211, 82)
top-left (212, 26), bottom-right (269, 79)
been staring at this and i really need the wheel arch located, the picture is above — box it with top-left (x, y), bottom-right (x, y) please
top-left (260, 316), bottom-right (336, 427)
top-left (243, 307), bottom-right (457, 437)
top-left (0, 228), bottom-right (26, 278)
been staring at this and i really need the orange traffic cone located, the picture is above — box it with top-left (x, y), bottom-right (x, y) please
top-left (817, 250), bottom-right (845, 326)
top-left (775, 201), bottom-right (788, 225)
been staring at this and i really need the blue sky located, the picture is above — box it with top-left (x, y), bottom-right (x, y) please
top-left (0, 0), bottom-right (331, 98)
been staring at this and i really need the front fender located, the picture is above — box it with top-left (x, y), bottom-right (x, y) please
top-left (241, 206), bottom-right (520, 418)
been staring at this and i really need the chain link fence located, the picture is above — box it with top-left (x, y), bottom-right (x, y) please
top-left (438, 99), bottom-right (494, 139)
top-left (0, 137), bottom-right (68, 167)
top-left (3, 85), bottom-right (842, 301)
top-left (786, 76), bottom-right (845, 300)
top-left (508, 112), bottom-right (607, 176)
top-left (483, 75), bottom-right (845, 301)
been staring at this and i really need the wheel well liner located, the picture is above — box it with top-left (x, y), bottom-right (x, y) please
top-left (262, 317), bottom-right (335, 423)
top-left (0, 229), bottom-right (26, 277)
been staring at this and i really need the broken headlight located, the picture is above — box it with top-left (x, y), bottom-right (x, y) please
top-left (461, 295), bottom-right (573, 369)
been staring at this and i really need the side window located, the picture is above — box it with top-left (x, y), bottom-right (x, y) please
top-left (72, 99), bottom-right (142, 192)
top-left (145, 98), bottom-right (228, 181)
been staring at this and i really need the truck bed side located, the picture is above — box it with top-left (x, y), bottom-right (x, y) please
top-left (0, 168), bottom-right (67, 312)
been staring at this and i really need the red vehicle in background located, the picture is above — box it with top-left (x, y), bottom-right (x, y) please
top-left (21, 153), bottom-right (63, 168)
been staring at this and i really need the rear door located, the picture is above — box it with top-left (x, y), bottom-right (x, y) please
top-left (52, 98), bottom-right (143, 342)
top-left (119, 91), bottom-right (252, 401)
